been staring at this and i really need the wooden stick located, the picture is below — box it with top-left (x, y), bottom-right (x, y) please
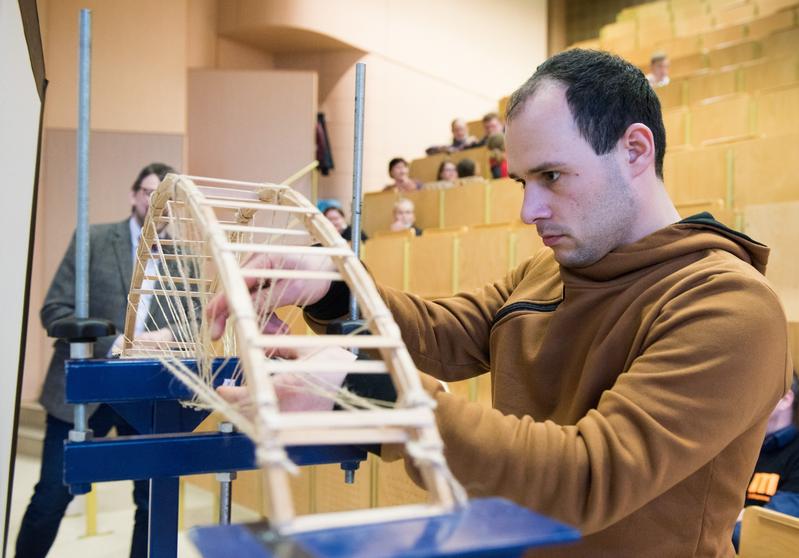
top-left (195, 199), bottom-right (314, 213)
top-left (263, 360), bottom-right (388, 374)
top-left (218, 223), bottom-right (311, 237)
top-left (238, 268), bottom-right (343, 281)
top-left (273, 408), bottom-right (433, 430)
top-left (222, 242), bottom-right (352, 257)
top-left (252, 335), bottom-right (401, 350)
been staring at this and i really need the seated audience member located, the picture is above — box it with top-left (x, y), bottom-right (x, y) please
top-left (646, 52), bottom-right (670, 88)
top-left (456, 158), bottom-right (476, 178)
top-left (732, 377), bottom-right (799, 551)
top-left (486, 133), bottom-right (508, 178)
top-left (476, 112), bottom-right (505, 146)
top-left (437, 160), bottom-right (458, 182)
top-left (389, 198), bottom-right (422, 236)
top-left (319, 200), bottom-right (368, 242)
top-left (383, 157), bottom-right (421, 193)
top-left (449, 118), bottom-right (478, 152)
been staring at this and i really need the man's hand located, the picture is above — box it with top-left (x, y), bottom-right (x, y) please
top-left (216, 346), bottom-right (354, 414)
top-left (206, 253), bottom-right (336, 340)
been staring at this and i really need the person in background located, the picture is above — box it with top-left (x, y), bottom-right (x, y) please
top-left (383, 157), bottom-right (421, 193)
top-left (389, 198), bottom-right (422, 236)
top-left (320, 200), bottom-right (368, 243)
top-left (476, 112), bottom-right (505, 146)
top-left (486, 133), bottom-right (509, 178)
top-left (450, 118), bottom-right (478, 152)
top-left (456, 158), bottom-right (476, 178)
top-left (15, 162), bottom-right (177, 558)
top-left (646, 52), bottom-right (670, 88)
top-left (732, 376), bottom-right (799, 551)
top-left (437, 160), bottom-right (458, 182)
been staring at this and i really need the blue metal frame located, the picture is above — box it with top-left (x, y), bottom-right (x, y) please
top-left (64, 357), bottom-right (366, 558)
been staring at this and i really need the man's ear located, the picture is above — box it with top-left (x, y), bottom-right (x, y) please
top-left (621, 123), bottom-right (656, 179)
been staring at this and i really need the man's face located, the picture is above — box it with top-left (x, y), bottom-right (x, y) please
top-left (452, 120), bottom-right (468, 142)
top-left (651, 59), bottom-right (669, 80)
top-left (506, 82), bottom-right (636, 268)
top-left (394, 202), bottom-right (415, 227)
top-left (324, 208), bottom-right (347, 233)
top-left (440, 162), bottom-right (458, 181)
top-left (390, 162), bottom-right (409, 181)
top-left (130, 173), bottom-right (160, 226)
top-left (484, 117), bottom-right (504, 136)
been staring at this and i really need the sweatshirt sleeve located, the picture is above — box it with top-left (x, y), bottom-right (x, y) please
top-left (401, 271), bottom-right (791, 534)
top-left (305, 254), bottom-right (539, 382)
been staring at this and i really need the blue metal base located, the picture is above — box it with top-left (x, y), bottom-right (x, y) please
top-left (63, 357), bottom-right (368, 557)
top-left (189, 498), bottom-right (580, 558)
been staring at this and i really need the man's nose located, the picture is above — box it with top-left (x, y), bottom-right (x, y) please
top-left (520, 185), bottom-right (551, 224)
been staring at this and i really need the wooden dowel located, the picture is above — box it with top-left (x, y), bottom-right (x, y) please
top-left (142, 276), bottom-right (213, 285)
top-left (252, 335), bottom-right (400, 350)
top-left (239, 268), bottom-right (343, 281)
top-left (195, 199), bottom-right (314, 213)
top-left (263, 360), bottom-right (388, 374)
top-left (223, 243), bottom-right (351, 257)
top-left (218, 223), bottom-right (311, 237)
top-left (183, 175), bottom-right (289, 189)
top-left (276, 428), bottom-right (408, 447)
top-left (273, 408), bottom-right (432, 430)
top-left (130, 288), bottom-right (208, 298)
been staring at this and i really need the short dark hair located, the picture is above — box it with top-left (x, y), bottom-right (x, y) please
top-left (482, 112), bottom-right (500, 123)
top-left (132, 162), bottom-right (175, 192)
top-left (324, 206), bottom-right (345, 219)
top-left (388, 157), bottom-right (407, 174)
top-left (456, 158), bottom-right (476, 178)
top-left (505, 49), bottom-right (666, 179)
top-left (650, 52), bottom-right (668, 65)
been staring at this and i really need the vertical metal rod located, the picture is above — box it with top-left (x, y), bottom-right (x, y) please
top-left (218, 479), bottom-right (232, 525)
top-left (217, 422), bottom-right (235, 525)
top-left (349, 63), bottom-right (366, 321)
top-left (75, 8), bottom-right (92, 320)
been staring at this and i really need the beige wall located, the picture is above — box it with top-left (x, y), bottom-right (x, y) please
top-left (41, 0), bottom-right (188, 133)
top-left (237, 0), bottom-right (550, 204)
top-left (187, 69), bottom-right (317, 197)
top-left (220, 0), bottom-right (547, 101)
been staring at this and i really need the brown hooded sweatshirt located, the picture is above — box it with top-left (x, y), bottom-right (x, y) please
top-left (306, 215), bottom-right (793, 557)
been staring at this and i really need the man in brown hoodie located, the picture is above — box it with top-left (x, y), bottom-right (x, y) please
top-left (209, 49), bottom-right (793, 557)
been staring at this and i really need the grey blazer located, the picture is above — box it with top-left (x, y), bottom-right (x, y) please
top-left (39, 219), bottom-right (175, 423)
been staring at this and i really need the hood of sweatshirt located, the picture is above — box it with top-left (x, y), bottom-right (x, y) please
top-left (560, 212), bottom-right (770, 284)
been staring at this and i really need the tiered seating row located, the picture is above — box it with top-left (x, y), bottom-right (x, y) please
top-left (409, 146), bottom-right (493, 183)
top-left (663, 83), bottom-right (799, 147)
top-left (657, 52), bottom-right (799, 109)
top-left (665, 133), bottom-right (799, 211)
top-left (363, 222), bottom-right (544, 299)
top-left (592, 0), bottom-right (798, 69)
top-left (363, 178), bottom-right (524, 236)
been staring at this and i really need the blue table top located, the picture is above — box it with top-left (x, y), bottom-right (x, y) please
top-left (190, 497), bottom-right (579, 558)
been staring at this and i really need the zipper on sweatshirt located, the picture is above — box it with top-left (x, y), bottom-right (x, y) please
top-left (492, 300), bottom-right (561, 328)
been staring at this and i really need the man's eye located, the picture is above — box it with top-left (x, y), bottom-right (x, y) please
top-left (542, 171), bottom-right (560, 183)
